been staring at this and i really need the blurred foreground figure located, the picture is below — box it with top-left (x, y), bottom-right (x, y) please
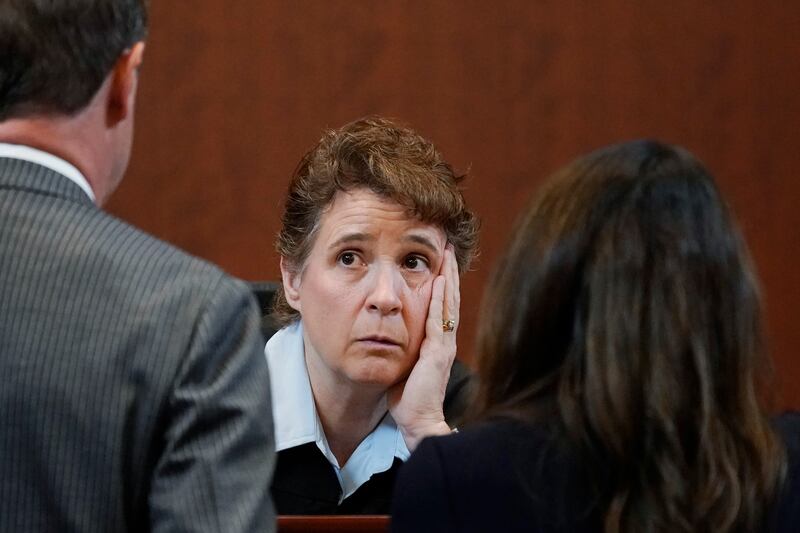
top-left (392, 140), bottom-right (800, 532)
top-left (0, 1), bottom-right (275, 531)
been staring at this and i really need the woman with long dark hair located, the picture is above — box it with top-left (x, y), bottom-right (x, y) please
top-left (392, 140), bottom-right (800, 532)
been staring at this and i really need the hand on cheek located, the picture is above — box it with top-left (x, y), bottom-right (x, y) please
top-left (389, 244), bottom-right (459, 451)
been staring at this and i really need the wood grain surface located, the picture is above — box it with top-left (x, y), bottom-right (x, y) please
top-left (108, 1), bottom-right (800, 407)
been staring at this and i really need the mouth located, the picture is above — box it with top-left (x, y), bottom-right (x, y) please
top-left (356, 335), bottom-right (402, 348)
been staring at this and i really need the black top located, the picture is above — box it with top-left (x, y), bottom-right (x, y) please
top-left (272, 443), bottom-right (404, 514)
top-left (392, 412), bottom-right (800, 532)
top-left (268, 360), bottom-right (474, 515)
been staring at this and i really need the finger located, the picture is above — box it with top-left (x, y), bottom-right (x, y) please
top-left (443, 245), bottom-right (459, 334)
top-left (450, 244), bottom-right (460, 310)
top-left (426, 275), bottom-right (446, 341)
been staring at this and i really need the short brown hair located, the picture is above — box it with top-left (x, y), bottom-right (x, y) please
top-left (273, 116), bottom-right (479, 325)
top-left (0, 0), bottom-right (148, 121)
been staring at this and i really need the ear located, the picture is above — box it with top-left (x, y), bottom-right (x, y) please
top-left (107, 41), bottom-right (146, 124)
top-left (280, 257), bottom-right (302, 313)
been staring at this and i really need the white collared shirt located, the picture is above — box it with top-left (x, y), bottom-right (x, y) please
top-left (0, 142), bottom-right (96, 202)
top-left (265, 321), bottom-right (410, 503)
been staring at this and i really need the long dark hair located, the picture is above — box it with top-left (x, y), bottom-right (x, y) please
top-left (473, 140), bottom-right (785, 532)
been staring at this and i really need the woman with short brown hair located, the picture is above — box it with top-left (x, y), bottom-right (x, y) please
top-left (266, 116), bottom-right (478, 514)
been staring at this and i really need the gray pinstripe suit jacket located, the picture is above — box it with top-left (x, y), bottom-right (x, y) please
top-left (0, 157), bottom-right (276, 532)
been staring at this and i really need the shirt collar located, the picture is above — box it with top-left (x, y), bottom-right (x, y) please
top-left (0, 143), bottom-right (96, 202)
top-left (265, 321), bottom-right (409, 501)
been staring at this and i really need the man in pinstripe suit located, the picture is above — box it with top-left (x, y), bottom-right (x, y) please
top-left (0, 1), bottom-right (276, 531)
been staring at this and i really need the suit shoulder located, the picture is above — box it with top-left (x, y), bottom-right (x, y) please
top-left (53, 208), bottom-right (253, 316)
top-left (85, 209), bottom-right (245, 290)
top-left (93, 210), bottom-right (219, 271)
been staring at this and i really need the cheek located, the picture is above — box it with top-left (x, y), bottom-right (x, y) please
top-left (302, 267), bottom-right (349, 303)
top-left (299, 275), bottom-right (357, 330)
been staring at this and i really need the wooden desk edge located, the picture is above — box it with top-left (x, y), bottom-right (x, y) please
top-left (278, 515), bottom-right (389, 532)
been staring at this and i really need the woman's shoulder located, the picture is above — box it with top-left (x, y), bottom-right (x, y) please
top-left (398, 418), bottom-right (598, 531)
top-left (425, 418), bottom-right (556, 460)
top-left (769, 411), bottom-right (800, 530)
top-left (774, 411), bottom-right (800, 450)
top-left (773, 412), bottom-right (800, 488)
top-left (417, 417), bottom-right (581, 494)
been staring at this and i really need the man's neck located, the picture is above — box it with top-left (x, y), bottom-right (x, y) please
top-left (0, 108), bottom-right (111, 205)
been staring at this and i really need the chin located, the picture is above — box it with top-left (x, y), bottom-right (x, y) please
top-left (347, 359), bottom-right (408, 388)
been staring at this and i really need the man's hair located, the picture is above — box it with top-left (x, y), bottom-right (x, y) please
top-left (0, 0), bottom-right (148, 121)
top-left (273, 115), bottom-right (479, 325)
top-left (473, 140), bottom-right (785, 532)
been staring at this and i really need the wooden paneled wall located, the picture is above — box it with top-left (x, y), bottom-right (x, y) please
top-left (108, 1), bottom-right (800, 407)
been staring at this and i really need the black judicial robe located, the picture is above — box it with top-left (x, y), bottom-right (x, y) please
top-left (270, 359), bottom-right (474, 515)
top-left (272, 443), bottom-right (403, 514)
top-left (258, 305), bottom-right (475, 515)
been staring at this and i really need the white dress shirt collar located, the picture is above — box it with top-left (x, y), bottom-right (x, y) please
top-left (265, 321), bottom-right (410, 502)
top-left (0, 142), bottom-right (96, 202)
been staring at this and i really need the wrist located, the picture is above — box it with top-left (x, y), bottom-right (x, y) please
top-left (400, 420), bottom-right (452, 452)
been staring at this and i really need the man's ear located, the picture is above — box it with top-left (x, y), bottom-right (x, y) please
top-left (107, 41), bottom-right (145, 124)
top-left (280, 257), bottom-right (302, 313)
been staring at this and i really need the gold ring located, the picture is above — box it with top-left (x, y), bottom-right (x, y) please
top-left (442, 319), bottom-right (456, 333)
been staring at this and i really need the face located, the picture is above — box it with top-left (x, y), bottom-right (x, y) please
top-left (282, 188), bottom-right (447, 391)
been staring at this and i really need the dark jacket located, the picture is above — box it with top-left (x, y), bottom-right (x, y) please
top-left (392, 413), bottom-right (800, 532)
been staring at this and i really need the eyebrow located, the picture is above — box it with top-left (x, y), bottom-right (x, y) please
top-left (328, 232), bottom-right (375, 250)
top-left (404, 234), bottom-right (442, 254)
top-left (327, 232), bottom-right (442, 254)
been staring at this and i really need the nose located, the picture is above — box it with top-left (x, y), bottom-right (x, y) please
top-left (366, 264), bottom-right (403, 316)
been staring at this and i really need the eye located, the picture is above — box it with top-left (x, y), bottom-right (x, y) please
top-left (403, 254), bottom-right (429, 272)
top-left (337, 251), bottom-right (359, 267)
